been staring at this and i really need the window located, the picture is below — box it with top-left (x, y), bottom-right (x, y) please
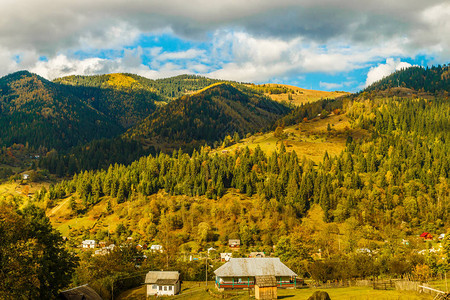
top-left (152, 285), bottom-right (157, 289)
top-left (169, 286), bottom-right (172, 291)
top-left (158, 286), bottom-right (162, 291)
top-left (164, 286), bottom-right (167, 291)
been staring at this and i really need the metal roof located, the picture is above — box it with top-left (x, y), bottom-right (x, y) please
top-left (214, 258), bottom-right (297, 277)
top-left (156, 278), bottom-right (178, 285)
top-left (145, 271), bottom-right (180, 284)
top-left (58, 284), bottom-right (103, 300)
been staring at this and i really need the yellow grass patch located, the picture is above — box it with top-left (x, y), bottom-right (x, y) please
top-left (218, 114), bottom-right (367, 163)
top-left (252, 83), bottom-right (350, 106)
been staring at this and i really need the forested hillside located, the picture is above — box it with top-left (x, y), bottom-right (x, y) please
top-left (0, 71), bottom-right (122, 150)
top-left (56, 79), bottom-right (160, 128)
top-left (55, 73), bottom-right (233, 100)
top-left (365, 64), bottom-right (450, 93)
top-left (43, 89), bottom-right (449, 244)
top-left (125, 83), bottom-right (290, 150)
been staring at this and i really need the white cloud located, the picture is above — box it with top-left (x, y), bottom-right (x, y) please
top-left (319, 81), bottom-right (343, 90)
top-left (30, 55), bottom-right (107, 79)
top-left (156, 49), bottom-right (206, 61)
top-left (206, 31), bottom-right (414, 83)
top-left (365, 58), bottom-right (412, 87)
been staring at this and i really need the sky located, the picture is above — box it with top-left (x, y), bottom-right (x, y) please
top-left (1, 0), bottom-right (449, 92)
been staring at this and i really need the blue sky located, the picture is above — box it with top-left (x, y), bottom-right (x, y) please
top-left (1, 1), bottom-right (449, 92)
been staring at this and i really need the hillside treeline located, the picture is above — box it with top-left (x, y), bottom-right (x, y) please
top-left (55, 73), bottom-right (234, 100)
top-left (365, 64), bottom-right (450, 93)
top-left (43, 94), bottom-right (449, 235)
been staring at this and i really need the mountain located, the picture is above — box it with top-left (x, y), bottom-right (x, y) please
top-left (0, 71), bottom-right (122, 150)
top-left (54, 73), bottom-right (233, 101)
top-left (124, 83), bottom-right (290, 150)
top-left (365, 64), bottom-right (450, 93)
top-left (54, 74), bottom-right (162, 128)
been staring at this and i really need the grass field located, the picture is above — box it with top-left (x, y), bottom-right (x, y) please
top-left (117, 281), bottom-right (434, 300)
top-left (0, 181), bottom-right (49, 207)
top-left (256, 83), bottom-right (349, 106)
top-left (218, 114), bottom-right (367, 163)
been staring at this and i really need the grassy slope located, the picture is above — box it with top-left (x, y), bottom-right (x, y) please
top-left (255, 83), bottom-right (350, 106)
top-left (48, 189), bottom-right (256, 241)
top-left (117, 282), bottom-right (433, 300)
top-left (0, 181), bottom-right (48, 202)
top-left (217, 113), bottom-right (367, 163)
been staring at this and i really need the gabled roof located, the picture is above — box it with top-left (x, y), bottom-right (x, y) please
top-left (58, 284), bottom-right (103, 300)
top-left (214, 258), bottom-right (297, 277)
top-left (156, 278), bottom-right (178, 285)
top-left (420, 232), bottom-right (432, 238)
top-left (145, 271), bottom-right (180, 284)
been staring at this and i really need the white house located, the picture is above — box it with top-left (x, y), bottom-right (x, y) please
top-left (81, 240), bottom-right (97, 249)
top-left (150, 244), bottom-right (163, 253)
top-left (22, 174), bottom-right (30, 180)
top-left (145, 271), bottom-right (181, 296)
top-left (220, 253), bottom-right (232, 262)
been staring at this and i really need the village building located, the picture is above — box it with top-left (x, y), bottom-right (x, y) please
top-left (439, 233), bottom-right (446, 240)
top-left (81, 240), bottom-right (97, 249)
top-left (420, 232), bottom-right (433, 241)
top-left (94, 244), bottom-right (115, 256)
top-left (214, 258), bottom-right (297, 291)
top-left (229, 239), bottom-right (241, 250)
top-left (150, 244), bottom-right (163, 253)
top-left (249, 252), bottom-right (266, 258)
top-left (145, 271), bottom-right (181, 297)
top-left (221, 253), bottom-right (232, 262)
top-left (58, 284), bottom-right (102, 300)
top-left (22, 174), bottom-right (29, 180)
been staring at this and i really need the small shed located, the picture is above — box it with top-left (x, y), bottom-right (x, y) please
top-left (255, 276), bottom-right (277, 300)
top-left (58, 284), bottom-right (103, 300)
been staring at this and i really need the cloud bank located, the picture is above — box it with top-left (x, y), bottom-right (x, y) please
top-left (0, 0), bottom-right (448, 89)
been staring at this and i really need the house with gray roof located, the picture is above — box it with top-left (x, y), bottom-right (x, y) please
top-left (214, 258), bottom-right (297, 290)
top-left (145, 271), bottom-right (181, 296)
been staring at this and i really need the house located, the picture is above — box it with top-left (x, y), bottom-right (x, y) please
top-left (22, 174), bottom-right (29, 180)
top-left (214, 258), bottom-right (298, 290)
top-left (439, 234), bottom-right (446, 240)
top-left (229, 239), bottom-right (241, 250)
top-left (249, 252), bottom-right (265, 258)
top-left (255, 275), bottom-right (277, 300)
top-left (82, 240), bottom-right (97, 249)
top-left (94, 244), bottom-right (115, 256)
top-left (150, 244), bottom-right (163, 253)
top-left (145, 271), bottom-right (181, 296)
top-left (58, 284), bottom-right (103, 300)
top-left (420, 232), bottom-right (433, 241)
top-left (221, 253), bottom-right (232, 262)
